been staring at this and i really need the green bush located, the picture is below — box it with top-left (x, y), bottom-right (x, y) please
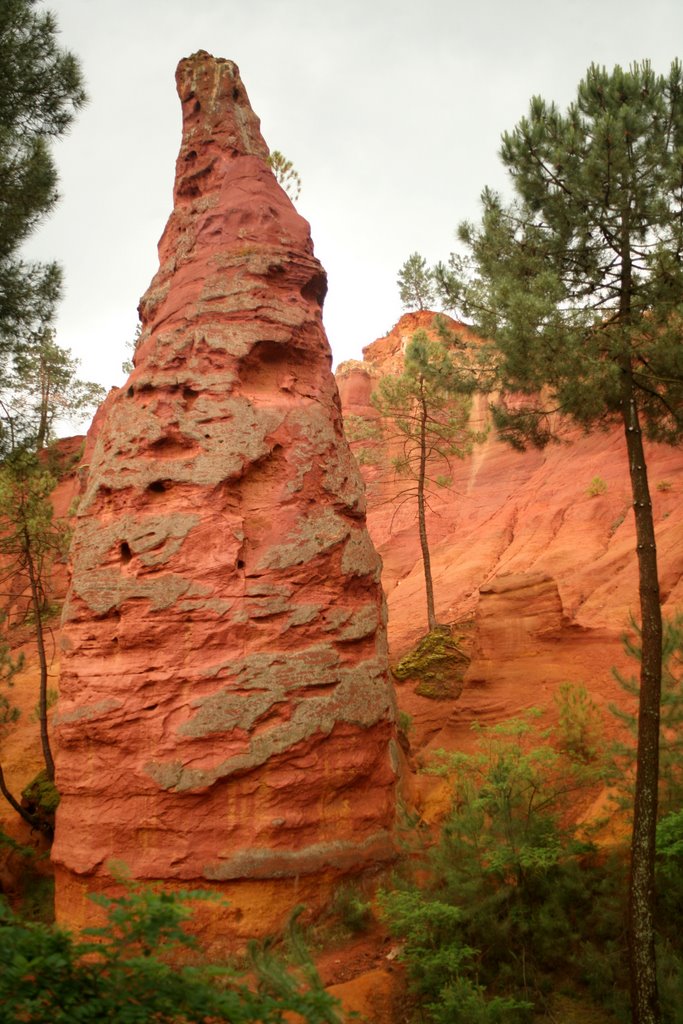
top-left (21, 767), bottom-right (60, 833)
top-left (329, 883), bottom-right (373, 936)
top-left (587, 475), bottom-right (608, 497)
top-left (554, 681), bottom-right (604, 762)
top-left (0, 885), bottom-right (342, 1023)
top-left (611, 615), bottom-right (683, 815)
top-left (379, 713), bottom-right (629, 1022)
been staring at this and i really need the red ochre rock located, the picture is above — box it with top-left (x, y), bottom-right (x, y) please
top-left (53, 52), bottom-right (396, 944)
top-left (467, 571), bottom-right (566, 674)
top-left (338, 312), bottom-right (683, 655)
top-left (338, 313), bottom-right (682, 767)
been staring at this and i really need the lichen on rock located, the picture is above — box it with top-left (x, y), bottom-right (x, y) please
top-left (393, 626), bottom-right (470, 700)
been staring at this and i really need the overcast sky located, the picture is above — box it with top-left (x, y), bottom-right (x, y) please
top-left (22, 0), bottom-right (683, 417)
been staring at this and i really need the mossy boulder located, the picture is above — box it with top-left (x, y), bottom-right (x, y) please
top-left (392, 625), bottom-right (470, 700)
top-left (21, 769), bottom-right (59, 834)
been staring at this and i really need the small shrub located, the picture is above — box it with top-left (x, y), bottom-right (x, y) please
top-left (355, 446), bottom-right (382, 467)
top-left (428, 980), bottom-right (532, 1024)
top-left (21, 768), bottom-right (60, 834)
top-left (608, 505), bottom-right (629, 536)
top-left (553, 682), bottom-right (604, 762)
top-left (17, 873), bottom-right (55, 925)
top-left (397, 710), bottom-right (413, 736)
top-left (587, 475), bottom-right (607, 497)
top-left (657, 480), bottom-right (673, 492)
top-left (330, 883), bottom-right (372, 935)
top-left (267, 150), bottom-right (302, 202)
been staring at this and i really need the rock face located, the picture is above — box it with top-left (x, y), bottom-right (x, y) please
top-left (466, 572), bottom-right (565, 681)
top-left (53, 52), bottom-right (396, 943)
top-left (338, 313), bottom-right (683, 653)
top-left (338, 313), bottom-right (683, 762)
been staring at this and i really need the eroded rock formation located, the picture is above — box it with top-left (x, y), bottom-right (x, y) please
top-left (338, 313), bottom-right (683, 763)
top-left (338, 312), bottom-right (683, 654)
top-left (53, 52), bottom-right (396, 943)
top-left (466, 572), bottom-right (566, 679)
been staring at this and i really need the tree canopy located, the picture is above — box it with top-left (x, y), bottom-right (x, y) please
top-left (0, 0), bottom-right (86, 359)
top-left (438, 60), bottom-right (683, 445)
top-left (397, 252), bottom-right (436, 311)
top-left (1, 328), bottom-right (105, 453)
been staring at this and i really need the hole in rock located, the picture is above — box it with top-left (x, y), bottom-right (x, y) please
top-left (147, 480), bottom-right (168, 494)
top-left (238, 341), bottom-right (310, 398)
top-left (232, 87), bottom-right (240, 101)
top-left (120, 542), bottom-right (132, 564)
top-left (126, 386), bottom-right (134, 398)
top-left (236, 559), bottom-right (245, 569)
top-left (300, 272), bottom-right (328, 304)
top-left (143, 703), bottom-right (158, 712)
top-left (193, 100), bottom-right (201, 113)
top-left (149, 434), bottom-right (195, 457)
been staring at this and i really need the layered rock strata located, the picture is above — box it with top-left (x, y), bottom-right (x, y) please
top-left (53, 52), bottom-right (396, 941)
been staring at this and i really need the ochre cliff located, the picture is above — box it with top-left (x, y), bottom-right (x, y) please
top-left (52, 52), bottom-right (395, 946)
top-left (337, 313), bottom-right (683, 765)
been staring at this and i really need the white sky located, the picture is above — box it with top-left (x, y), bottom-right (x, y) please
top-left (22, 0), bottom-right (683, 408)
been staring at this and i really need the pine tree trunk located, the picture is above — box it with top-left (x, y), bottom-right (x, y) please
top-left (36, 351), bottom-right (49, 449)
top-left (622, 388), bottom-right (662, 1024)
top-left (0, 763), bottom-right (44, 831)
top-left (417, 384), bottom-right (437, 631)
top-left (617, 212), bottom-right (662, 1024)
top-left (23, 529), bottom-right (55, 782)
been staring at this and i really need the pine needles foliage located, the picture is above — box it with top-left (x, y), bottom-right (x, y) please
top-left (0, 884), bottom-right (342, 1023)
top-left (378, 712), bottom-right (641, 1022)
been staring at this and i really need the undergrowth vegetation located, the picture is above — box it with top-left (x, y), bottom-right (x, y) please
top-left (0, 883), bottom-right (342, 1023)
top-left (378, 622), bottom-right (683, 1024)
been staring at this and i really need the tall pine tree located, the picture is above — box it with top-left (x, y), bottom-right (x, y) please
top-left (0, 0), bottom-right (86, 361)
top-left (438, 61), bottom-right (683, 1024)
top-left (371, 330), bottom-right (479, 631)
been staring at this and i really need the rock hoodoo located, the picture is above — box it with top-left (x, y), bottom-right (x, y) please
top-left (53, 52), bottom-right (396, 942)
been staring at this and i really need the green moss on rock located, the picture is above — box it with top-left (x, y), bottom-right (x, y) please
top-left (21, 769), bottom-right (60, 833)
top-left (392, 625), bottom-right (469, 700)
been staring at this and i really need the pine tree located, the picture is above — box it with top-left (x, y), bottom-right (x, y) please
top-left (267, 150), bottom-right (302, 202)
top-left (440, 60), bottom-right (683, 1024)
top-left (397, 252), bottom-right (436, 311)
top-left (2, 328), bottom-right (105, 453)
top-left (0, 455), bottom-right (68, 790)
top-left (0, 0), bottom-right (86, 360)
top-left (371, 330), bottom-right (479, 631)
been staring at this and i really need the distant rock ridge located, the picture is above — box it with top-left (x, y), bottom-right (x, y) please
top-left (53, 52), bottom-right (396, 945)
